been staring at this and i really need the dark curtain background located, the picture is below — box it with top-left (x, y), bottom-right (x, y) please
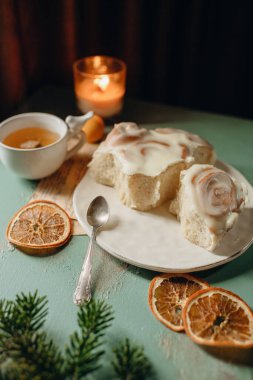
top-left (1, 0), bottom-right (253, 120)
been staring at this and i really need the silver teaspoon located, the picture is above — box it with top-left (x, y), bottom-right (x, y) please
top-left (73, 196), bottom-right (109, 305)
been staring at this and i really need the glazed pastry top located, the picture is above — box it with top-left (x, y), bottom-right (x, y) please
top-left (94, 122), bottom-right (215, 176)
top-left (180, 164), bottom-right (247, 233)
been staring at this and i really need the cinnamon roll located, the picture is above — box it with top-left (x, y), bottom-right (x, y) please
top-left (170, 164), bottom-right (247, 251)
top-left (89, 123), bottom-right (216, 211)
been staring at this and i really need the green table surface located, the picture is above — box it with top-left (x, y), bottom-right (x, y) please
top-left (1, 86), bottom-right (253, 379)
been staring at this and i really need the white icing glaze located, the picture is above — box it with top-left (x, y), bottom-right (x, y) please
top-left (181, 164), bottom-right (247, 234)
top-left (92, 122), bottom-right (214, 176)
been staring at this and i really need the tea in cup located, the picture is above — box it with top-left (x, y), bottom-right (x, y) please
top-left (0, 112), bottom-right (93, 179)
top-left (3, 126), bottom-right (60, 149)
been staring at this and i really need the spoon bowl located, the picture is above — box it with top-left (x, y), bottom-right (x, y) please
top-left (73, 196), bottom-right (110, 305)
top-left (87, 196), bottom-right (110, 228)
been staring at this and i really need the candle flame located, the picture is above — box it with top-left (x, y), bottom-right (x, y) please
top-left (94, 75), bottom-right (110, 91)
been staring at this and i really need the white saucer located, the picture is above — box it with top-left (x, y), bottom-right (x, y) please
top-left (73, 161), bottom-right (253, 272)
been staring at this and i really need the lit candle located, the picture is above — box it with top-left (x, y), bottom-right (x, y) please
top-left (73, 56), bottom-right (126, 118)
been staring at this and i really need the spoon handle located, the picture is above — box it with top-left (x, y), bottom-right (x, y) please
top-left (73, 228), bottom-right (96, 305)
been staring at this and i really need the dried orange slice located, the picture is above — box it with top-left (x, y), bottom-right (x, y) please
top-left (6, 200), bottom-right (71, 255)
top-left (148, 273), bottom-right (209, 331)
top-left (183, 287), bottom-right (253, 348)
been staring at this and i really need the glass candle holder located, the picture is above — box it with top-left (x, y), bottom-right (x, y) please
top-left (73, 56), bottom-right (126, 118)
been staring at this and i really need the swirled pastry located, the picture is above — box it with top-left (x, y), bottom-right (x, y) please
top-left (89, 123), bottom-right (215, 211)
top-left (170, 164), bottom-right (247, 251)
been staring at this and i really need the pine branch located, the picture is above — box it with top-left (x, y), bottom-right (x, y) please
top-left (112, 338), bottom-right (152, 380)
top-left (64, 299), bottom-right (114, 379)
top-left (0, 291), bottom-right (64, 380)
top-left (0, 291), bottom-right (47, 340)
top-left (0, 292), bottom-right (153, 380)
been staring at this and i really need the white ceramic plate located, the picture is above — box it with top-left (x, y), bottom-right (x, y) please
top-left (73, 161), bottom-right (253, 272)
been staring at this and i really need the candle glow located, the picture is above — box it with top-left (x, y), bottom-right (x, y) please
top-left (73, 56), bottom-right (126, 118)
top-left (94, 76), bottom-right (110, 91)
